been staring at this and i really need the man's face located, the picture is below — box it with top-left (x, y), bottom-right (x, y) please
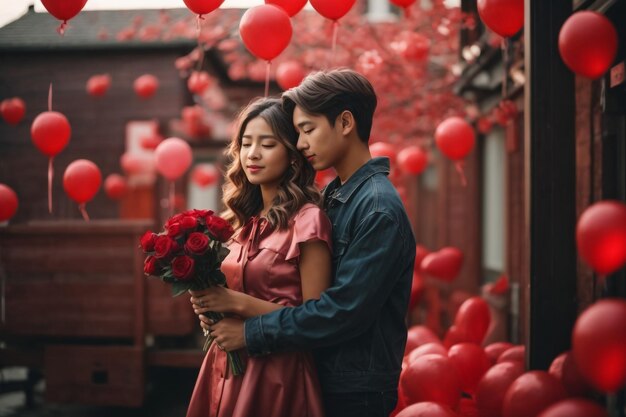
top-left (293, 105), bottom-right (347, 171)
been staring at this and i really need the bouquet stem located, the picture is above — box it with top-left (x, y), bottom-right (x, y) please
top-left (201, 311), bottom-right (245, 376)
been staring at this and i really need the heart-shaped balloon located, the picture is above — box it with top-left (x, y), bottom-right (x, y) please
top-left (421, 247), bottom-right (464, 282)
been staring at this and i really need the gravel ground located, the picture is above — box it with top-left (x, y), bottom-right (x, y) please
top-left (0, 368), bottom-right (197, 417)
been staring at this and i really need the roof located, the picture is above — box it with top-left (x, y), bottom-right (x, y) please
top-left (0, 7), bottom-right (243, 52)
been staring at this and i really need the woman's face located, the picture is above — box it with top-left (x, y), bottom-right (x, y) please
top-left (240, 116), bottom-right (291, 188)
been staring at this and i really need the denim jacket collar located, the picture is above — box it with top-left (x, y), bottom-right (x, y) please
top-left (324, 157), bottom-right (390, 204)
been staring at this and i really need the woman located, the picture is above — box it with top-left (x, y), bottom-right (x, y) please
top-left (186, 97), bottom-right (332, 417)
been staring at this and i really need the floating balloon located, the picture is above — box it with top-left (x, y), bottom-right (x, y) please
top-left (401, 354), bottom-right (461, 408)
top-left (421, 247), bottom-right (464, 282)
top-left (443, 325), bottom-right (467, 349)
top-left (475, 361), bottom-right (525, 417)
top-left (396, 402), bottom-right (457, 417)
top-left (435, 117), bottom-right (475, 161)
top-left (390, 0), bottom-right (417, 18)
top-left (537, 399), bottom-right (608, 417)
top-left (484, 342), bottom-right (514, 365)
top-left (497, 345), bottom-right (525, 366)
top-left (134, 74), bottom-right (159, 99)
top-left (265, 0), bottom-right (307, 17)
top-left (191, 164), bottom-right (219, 187)
top-left (370, 142), bottom-right (397, 164)
top-left (140, 134), bottom-right (163, 150)
top-left (477, 0), bottom-right (524, 37)
top-left (548, 351), bottom-right (591, 397)
top-left (239, 5), bottom-right (292, 62)
top-left (398, 146), bottom-right (428, 175)
top-left (155, 137), bottom-right (193, 181)
top-left (0, 184), bottom-right (18, 222)
top-left (391, 31), bottom-right (431, 62)
top-left (576, 200), bottom-right (626, 275)
top-left (182, 0), bottom-right (224, 18)
top-left (0, 97), bottom-right (26, 125)
top-left (41, 0), bottom-right (88, 33)
top-left (309, 0), bottom-right (356, 21)
top-left (276, 61), bottom-right (306, 90)
top-left (502, 371), bottom-right (566, 417)
top-left (86, 74), bottom-right (111, 97)
top-left (187, 71), bottom-right (213, 95)
top-left (104, 174), bottom-right (128, 200)
top-left (448, 343), bottom-right (491, 395)
top-left (407, 342), bottom-right (448, 364)
top-left (405, 325), bottom-right (441, 356)
top-left (454, 297), bottom-right (490, 345)
top-left (558, 11), bottom-right (618, 79)
top-left (63, 159), bottom-right (102, 221)
top-left (31, 111), bottom-right (71, 157)
top-left (572, 298), bottom-right (626, 392)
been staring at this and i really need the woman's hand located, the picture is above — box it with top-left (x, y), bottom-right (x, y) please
top-left (203, 317), bottom-right (246, 352)
top-left (189, 287), bottom-right (243, 315)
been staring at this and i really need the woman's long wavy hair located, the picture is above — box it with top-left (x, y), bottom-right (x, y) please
top-left (222, 97), bottom-right (320, 231)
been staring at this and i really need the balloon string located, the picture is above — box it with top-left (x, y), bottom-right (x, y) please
top-left (48, 83), bottom-right (53, 112)
top-left (455, 161), bottom-right (467, 187)
top-left (79, 203), bottom-right (90, 221)
top-left (48, 157), bottom-right (54, 214)
top-left (501, 38), bottom-right (509, 98)
top-left (196, 15), bottom-right (204, 36)
top-left (57, 20), bottom-right (67, 36)
top-left (330, 20), bottom-right (339, 68)
top-left (169, 181), bottom-right (175, 217)
top-left (264, 61), bottom-right (271, 98)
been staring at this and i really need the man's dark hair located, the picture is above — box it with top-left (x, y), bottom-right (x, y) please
top-left (282, 69), bottom-right (377, 143)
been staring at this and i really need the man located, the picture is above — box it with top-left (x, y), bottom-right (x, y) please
top-left (205, 69), bottom-right (416, 417)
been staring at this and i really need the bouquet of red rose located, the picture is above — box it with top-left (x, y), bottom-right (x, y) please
top-left (140, 209), bottom-right (244, 375)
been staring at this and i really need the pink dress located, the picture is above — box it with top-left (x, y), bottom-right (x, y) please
top-left (187, 203), bottom-right (332, 417)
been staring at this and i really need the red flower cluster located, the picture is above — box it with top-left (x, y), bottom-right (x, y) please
top-left (140, 209), bottom-right (234, 294)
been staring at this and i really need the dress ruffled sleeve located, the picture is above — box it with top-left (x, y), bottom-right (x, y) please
top-left (285, 204), bottom-right (333, 261)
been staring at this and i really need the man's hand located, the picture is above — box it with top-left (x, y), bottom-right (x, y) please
top-left (204, 317), bottom-right (246, 352)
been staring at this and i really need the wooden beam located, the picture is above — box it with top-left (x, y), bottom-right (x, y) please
top-left (524, 0), bottom-right (578, 370)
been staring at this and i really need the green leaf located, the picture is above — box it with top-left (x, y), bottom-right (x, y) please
top-left (171, 280), bottom-right (191, 297)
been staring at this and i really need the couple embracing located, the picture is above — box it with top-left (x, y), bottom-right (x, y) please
top-left (187, 69), bottom-right (416, 417)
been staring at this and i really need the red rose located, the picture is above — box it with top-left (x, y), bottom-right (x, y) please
top-left (140, 231), bottom-right (157, 252)
top-left (205, 215), bottom-right (234, 242)
top-left (180, 215), bottom-right (198, 231)
top-left (185, 232), bottom-right (209, 255)
top-left (166, 221), bottom-right (182, 238)
top-left (154, 235), bottom-right (180, 259)
top-left (171, 255), bottom-right (195, 281)
top-left (183, 209), bottom-right (213, 219)
top-left (144, 255), bottom-right (159, 275)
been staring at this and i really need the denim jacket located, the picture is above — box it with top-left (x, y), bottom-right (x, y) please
top-left (244, 157), bottom-right (416, 393)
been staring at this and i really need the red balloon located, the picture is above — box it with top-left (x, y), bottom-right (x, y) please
top-left (187, 71), bottom-right (213, 95)
top-left (31, 111), bottom-right (71, 157)
top-left (104, 174), bottom-right (127, 200)
top-left (497, 345), bottom-right (526, 366)
top-left (398, 146), bottom-right (428, 175)
top-left (393, 31), bottom-right (431, 62)
top-left (459, 398), bottom-right (479, 417)
top-left (444, 325), bottom-right (468, 349)
top-left (409, 272), bottom-right (425, 311)
top-left (448, 343), bottom-right (491, 395)
top-left (435, 117), bottom-right (476, 161)
top-left (370, 142), bottom-right (397, 164)
top-left (134, 74), bottom-right (159, 99)
top-left (41, 0), bottom-right (87, 22)
top-left (421, 247), bottom-right (464, 282)
top-left (414, 245), bottom-right (430, 273)
top-left (407, 342), bottom-right (448, 364)
top-left (276, 61), bottom-right (306, 90)
top-left (390, 0), bottom-right (417, 8)
top-left (406, 325), bottom-right (441, 356)
top-left (86, 74), bottom-right (111, 97)
top-left (477, 0), bottom-right (524, 37)
top-left (63, 159), bottom-right (102, 204)
top-left (572, 298), bottom-right (626, 392)
top-left (576, 200), bottom-right (626, 275)
top-left (401, 354), bottom-right (461, 408)
top-left (140, 134), bottom-right (163, 150)
top-left (475, 361), bottom-right (525, 417)
top-left (502, 371), bottom-right (566, 417)
top-left (396, 402), bottom-right (457, 417)
top-left (537, 399), bottom-right (608, 417)
top-left (0, 184), bottom-right (18, 221)
top-left (191, 164), bottom-right (219, 187)
top-left (454, 297), bottom-right (490, 345)
top-left (155, 137), bottom-right (193, 181)
top-left (310, 0), bottom-right (356, 21)
top-left (558, 11), bottom-right (618, 79)
top-left (265, 0), bottom-right (307, 17)
top-left (548, 351), bottom-right (591, 397)
top-left (484, 342), bottom-right (513, 365)
top-left (1, 97), bottom-right (26, 125)
top-left (182, 0), bottom-right (224, 16)
top-left (239, 5), bottom-right (292, 62)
